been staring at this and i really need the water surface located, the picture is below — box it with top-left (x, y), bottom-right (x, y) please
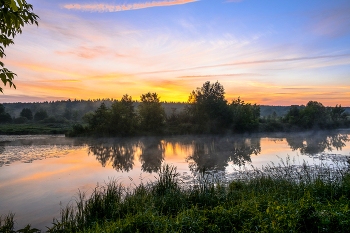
top-left (1, 130), bottom-right (350, 230)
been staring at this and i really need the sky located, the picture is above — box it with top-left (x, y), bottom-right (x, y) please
top-left (1, 0), bottom-right (350, 105)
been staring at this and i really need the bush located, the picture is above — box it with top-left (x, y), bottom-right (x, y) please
top-left (34, 109), bottom-right (48, 121)
top-left (20, 108), bottom-right (33, 120)
top-left (13, 116), bottom-right (28, 124)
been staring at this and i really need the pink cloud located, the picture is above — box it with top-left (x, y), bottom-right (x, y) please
top-left (55, 46), bottom-right (127, 59)
top-left (64, 0), bottom-right (200, 12)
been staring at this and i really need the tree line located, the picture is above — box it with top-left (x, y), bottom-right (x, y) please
top-left (1, 81), bottom-right (349, 135)
top-left (68, 81), bottom-right (349, 136)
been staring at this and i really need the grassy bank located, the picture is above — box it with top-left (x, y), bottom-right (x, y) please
top-left (2, 161), bottom-right (350, 232)
top-left (0, 123), bottom-right (70, 135)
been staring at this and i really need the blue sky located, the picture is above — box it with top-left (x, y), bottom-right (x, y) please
top-left (2, 0), bottom-right (350, 105)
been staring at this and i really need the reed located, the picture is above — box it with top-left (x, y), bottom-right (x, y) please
top-left (43, 158), bottom-right (350, 232)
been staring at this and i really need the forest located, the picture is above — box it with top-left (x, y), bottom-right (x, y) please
top-left (0, 81), bottom-right (349, 136)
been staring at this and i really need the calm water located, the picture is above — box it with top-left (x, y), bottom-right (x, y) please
top-left (1, 130), bottom-right (350, 230)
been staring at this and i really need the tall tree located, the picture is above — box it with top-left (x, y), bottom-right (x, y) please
top-left (230, 97), bottom-right (260, 132)
top-left (88, 102), bottom-right (111, 134)
top-left (188, 81), bottom-right (231, 133)
top-left (138, 92), bottom-right (165, 134)
top-left (0, 103), bottom-right (11, 123)
top-left (34, 109), bottom-right (48, 121)
top-left (110, 94), bottom-right (137, 136)
top-left (300, 101), bottom-right (328, 129)
top-left (0, 0), bottom-right (39, 92)
top-left (20, 107), bottom-right (32, 120)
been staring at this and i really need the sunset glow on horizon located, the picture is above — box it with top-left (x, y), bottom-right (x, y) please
top-left (1, 0), bottom-right (350, 106)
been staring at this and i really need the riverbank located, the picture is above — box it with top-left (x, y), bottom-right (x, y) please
top-left (3, 161), bottom-right (350, 233)
top-left (0, 123), bottom-right (70, 135)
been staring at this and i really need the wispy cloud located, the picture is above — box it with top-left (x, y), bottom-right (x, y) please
top-left (63, 0), bottom-right (200, 12)
top-left (134, 53), bottom-right (350, 75)
top-left (177, 73), bottom-right (263, 78)
top-left (38, 80), bottom-right (82, 83)
top-left (55, 45), bottom-right (127, 59)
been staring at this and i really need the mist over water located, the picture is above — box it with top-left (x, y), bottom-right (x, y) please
top-left (1, 130), bottom-right (350, 230)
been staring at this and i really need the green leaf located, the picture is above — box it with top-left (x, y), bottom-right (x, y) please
top-left (17, 0), bottom-right (24, 9)
top-left (10, 0), bottom-right (18, 11)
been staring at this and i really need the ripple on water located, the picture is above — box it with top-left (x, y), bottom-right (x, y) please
top-left (0, 135), bottom-right (84, 167)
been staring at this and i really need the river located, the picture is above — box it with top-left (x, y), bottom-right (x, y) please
top-left (1, 130), bottom-right (350, 230)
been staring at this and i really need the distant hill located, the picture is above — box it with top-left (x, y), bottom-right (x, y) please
top-left (1, 100), bottom-right (189, 120)
top-left (260, 105), bottom-right (350, 117)
top-left (2, 100), bottom-right (349, 120)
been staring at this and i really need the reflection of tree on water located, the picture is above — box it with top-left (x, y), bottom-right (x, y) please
top-left (87, 138), bottom-right (165, 173)
top-left (139, 140), bottom-right (165, 173)
top-left (89, 142), bottom-right (135, 172)
top-left (286, 132), bottom-right (349, 155)
top-left (0, 142), bottom-right (5, 167)
top-left (186, 137), bottom-right (261, 172)
top-left (0, 142), bottom-right (5, 155)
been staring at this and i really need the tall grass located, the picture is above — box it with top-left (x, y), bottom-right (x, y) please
top-left (0, 213), bottom-right (40, 233)
top-left (43, 159), bottom-right (350, 232)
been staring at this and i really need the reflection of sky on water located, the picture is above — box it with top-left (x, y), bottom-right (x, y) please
top-left (1, 131), bottom-right (350, 230)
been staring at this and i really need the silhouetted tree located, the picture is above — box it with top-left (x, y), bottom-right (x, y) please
top-left (301, 101), bottom-right (328, 129)
top-left (0, 104), bottom-right (11, 123)
top-left (230, 97), bottom-right (260, 132)
top-left (82, 111), bottom-right (94, 124)
top-left (286, 132), bottom-right (349, 155)
top-left (188, 81), bottom-right (231, 133)
top-left (20, 108), bottom-right (33, 120)
top-left (89, 141), bottom-right (135, 172)
top-left (139, 140), bottom-right (165, 173)
top-left (34, 109), bottom-right (48, 121)
top-left (110, 94), bottom-right (136, 136)
top-left (88, 103), bottom-right (111, 135)
top-left (330, 104), bottom-right (347, 122)
top-left (284, 105), bottom-right (301, 125)
top-left (138, 92), bottom-right (165, 134)
top-left (186, 137), bottom-right (261, 173)
top-left (63, 108), bottom-right (72, 120)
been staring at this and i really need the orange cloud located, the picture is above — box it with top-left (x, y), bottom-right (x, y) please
top-left (55, 46), bottom-right (127, 59)
top-left (178, 73), bottom-right (263, 78)
top-left (64, 0), bottom-right (200, 12)
top-left (6, 60), bottom-right (85, 78)
top-left (38, 80), bottom-right (82, 83)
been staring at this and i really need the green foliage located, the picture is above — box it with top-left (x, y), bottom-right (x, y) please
top-left (81, 111), bottom-right (94, 124)
top-left (0, 103), bottom-right (12, 123)
top-left (87, 102), bottom-right (111, 135)
top-left (0, 213), bottom-right (15, 232)
top-left (331, 104), bottom-right (348, 122)
top-left (0, 0), bottom-right (39, 92)
top-left (33, 109), bottom-right (48, 121)
top-left (0, 123), bottom-right (69, 134)
top-left (188, 81), bottom-right (231, 133)
top-left (62, 108), bottom-right (72, 120)
top-left (41, 162), bottom-right (350, 233)
top-left (0, 213), bottom-right (39, 233)
top-left (300, 101), bottom-right (328, 129)
top-left (0, 103), bottom-right (4, 114)
top-left (109, 94), bottom-right (136, 136)
top-left (230, 97), bottom-right (260, 132)
top-left (13, 116), bottom-right (27, 124)
top-left (138, 92), bottom-right (165, 134)
top-left (20, 108), bottom-right (32, 120)
top-left (283, 101), bottom-right (349, 130)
